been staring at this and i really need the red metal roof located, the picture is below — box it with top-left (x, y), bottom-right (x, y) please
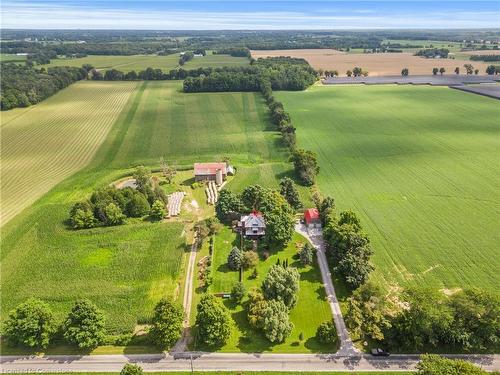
top-left (194, 162), bottom-right (227, 176)
top-left (304, 208), bottom-right (320, 224)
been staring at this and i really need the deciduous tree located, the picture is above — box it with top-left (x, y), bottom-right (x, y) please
top-left (195, 294), bottom-right (232, 347)
top-left (262, 300), bottom-right (293, 343)
top-left (63, 299), bottom-right (106, 349)
top-left (3, 298), bottom-right (55, 349)
top-left (262, 265), bottom-right (300, 308)
top-left (150, 298), bottom-right (183, 349)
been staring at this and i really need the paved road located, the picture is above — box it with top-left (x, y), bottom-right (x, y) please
top-left (295, 222), bottom-right (358, 355)
top-left (1, 353), bottom-right (498, 372)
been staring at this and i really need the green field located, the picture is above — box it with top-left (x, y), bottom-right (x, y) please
top-left (0, 81), bottom-right (138, 226)
top-left (109, 81), bottom-right (286, 167)
top-left (276, 85), bottom-right (500, 293)
top-left (22, 372), bottom-right (404, 375)
top-left (42, 54), bottom-right (180, 72)
top-left (198, 229), bottom-right (336, 353)
top-left (0, 53), bottom-right (27, 62)
top-left (1, 80), bottom-right (300, 337)
top-left (41, 52), bottom-right (249, 72)
top-left (184, 51), bottom-right (250, 69)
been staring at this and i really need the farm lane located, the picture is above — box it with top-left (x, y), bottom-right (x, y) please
top-left (172, 232), bottom-right (199, 353)
top-left (295, 222), bottom-right (358, 355)
top-left (1, 353), bottom-right (498, 372)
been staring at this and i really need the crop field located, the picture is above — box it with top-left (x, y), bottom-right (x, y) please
top-left (276, 85), bottom-right (500, 293)
top-left (197, 228), bottom-right (335, 353)
top-left (42, 54), bottom-right (180, 72)
top-left (109, 81), bottom-right (286, 167)
top-left (0, 81), bottom-right (138, 226)
top-left (251, 49), bottom-right (490, 76)
top-left (42, 53), bottom-right (250, 72)
top-left (183, 52), bottom-right (250, 69)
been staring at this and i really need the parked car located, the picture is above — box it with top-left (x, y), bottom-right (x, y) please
top-left (371, 348), bottom-right (390, 357)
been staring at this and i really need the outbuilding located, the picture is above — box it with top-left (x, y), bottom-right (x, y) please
top-left (304, 208), bottom-right (321, 228)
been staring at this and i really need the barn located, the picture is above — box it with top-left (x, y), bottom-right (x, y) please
top-left (194, 162), bottom-right (228, 184)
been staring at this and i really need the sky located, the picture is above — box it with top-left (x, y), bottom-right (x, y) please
top-left (1, 1), bottom-right (499, 30)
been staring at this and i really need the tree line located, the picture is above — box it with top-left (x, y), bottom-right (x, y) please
top-left (415, 48), bottom-right (450, 58)
top-left (68, 166), bottom-right (167, 229)
top-left (3, 296), bottom-right (184, 351)
top-left (183, 57), bottom-right (318, 93)
top-left (213, 47), bottom-right (251, 57)
top-left (1, 63), bottom-right (87, 110)
top-left (469, 54), bottom-right (500, 62)
top-left (345, 282), bottom-right (499, 352)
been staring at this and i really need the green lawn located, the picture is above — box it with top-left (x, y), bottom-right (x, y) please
top-left (194, 228), bottom-right (336, 353)
top-left (276, 85), bottom-right (500, 293)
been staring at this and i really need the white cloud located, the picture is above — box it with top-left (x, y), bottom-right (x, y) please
top-left (1, 2), bottom-right (499, 29)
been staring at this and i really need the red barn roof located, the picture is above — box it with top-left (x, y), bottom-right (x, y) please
top-left (304, 208), bottom-right (320, 224)
top-left (194, 162), bottom-right (227, 176)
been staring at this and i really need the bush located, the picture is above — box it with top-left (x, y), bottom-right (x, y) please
top-left (63, 299), bottom-right (106, 349)
top-left (149, 297), bottom-right (184, 349)
top-left (317, 320), bottom-right (337, 344)
top-left (126, 193), bottom-right (150, 217)
top-left (104, 203), bottom-right (126, 226)
top-left (416, 354), bottom-right (486, 375)
top-left (70, 207), bottom-right (97, 229)
top-left (150, 200), bottom-right (166, 220)
top-left (247, 288), bottom-right (267, 329)
top-left (242, 251), bottom-right (259, 270)
top-left (3, 298), bottom-right (55, 349)
top-left (299, 243), bottom-right (314, 266)
top-left (231, 282), bottom-right (246, 304)
top-left (227, 246), bottom-right (243, 270)
top-left (120, 364), bottom-right (143, 375)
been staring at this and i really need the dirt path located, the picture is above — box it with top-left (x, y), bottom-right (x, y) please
top-left (295, 222), bottom-right (358, 355)
top-left (172, 233), bottom-right (198, 353)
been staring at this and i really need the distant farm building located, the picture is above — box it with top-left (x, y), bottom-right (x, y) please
top-left (194, 162), bottom-right (234, 185)
top-left (238, 211), bottom-right (266, 238)
top-left (304, 208), bottom-right (321, 228)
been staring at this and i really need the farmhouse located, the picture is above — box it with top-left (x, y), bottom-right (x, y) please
top-left (304, 208), bottom-right (321, 228)
top-left (194, 162), bottom-right (234, 185)
top-left (237, 211), bottom-right (266, 238)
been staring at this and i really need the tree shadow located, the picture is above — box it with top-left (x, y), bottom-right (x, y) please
top-left (304, 335), bottom-right (338, 354)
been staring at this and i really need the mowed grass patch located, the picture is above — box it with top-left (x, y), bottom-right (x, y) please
top-left (42, 54), bottom-right (180, 72)
top-left (195, 228), bottom-right (335, 353)
top-left (0, 81), bottom-right (138, 226)
top-left (110, 81), bottom-right (286, 167)
top-left (276, 85), bottom-right (500, 293)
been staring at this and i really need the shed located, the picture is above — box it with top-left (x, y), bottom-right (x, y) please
top-left (304, 208), bottom-right (321, 228)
